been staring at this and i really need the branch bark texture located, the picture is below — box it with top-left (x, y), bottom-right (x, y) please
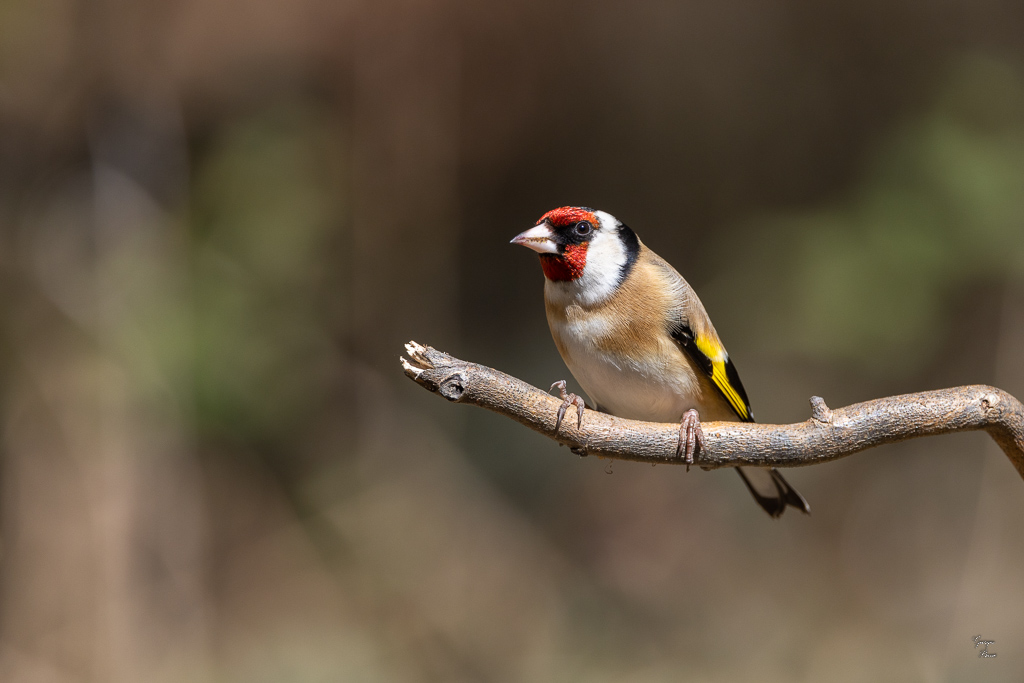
top-left (400, 342), bottom-right (1024, 481)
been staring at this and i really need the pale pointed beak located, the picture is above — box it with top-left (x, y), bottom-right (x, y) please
top-left (510, 224), bottom-right (559, 254)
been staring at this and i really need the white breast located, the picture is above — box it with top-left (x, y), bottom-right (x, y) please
top-left (548, 307), bottom-right (705, 424)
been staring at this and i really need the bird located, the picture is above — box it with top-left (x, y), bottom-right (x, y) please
top-left (511, 206), bottom-right (809, 518)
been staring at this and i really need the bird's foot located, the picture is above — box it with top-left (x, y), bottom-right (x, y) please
top-left (549, 380), bottom-right (585, 432)
top-left (677, 408), bottom-right (706, 471)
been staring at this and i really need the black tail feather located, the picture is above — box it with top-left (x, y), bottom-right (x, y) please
top-left (735, 467), bottom-right (810, 518)
top-left (769, 468), bottom-right (811, 515)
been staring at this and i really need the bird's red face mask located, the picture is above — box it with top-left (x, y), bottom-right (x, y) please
top-left (510, 207), bottom-right (599, 282)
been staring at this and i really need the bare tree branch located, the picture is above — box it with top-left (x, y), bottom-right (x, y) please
top-left (400, 341), bottom-right (1024, 481)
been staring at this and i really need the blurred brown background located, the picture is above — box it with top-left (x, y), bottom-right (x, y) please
top-left (1, 0), bottom-right (1023, 681)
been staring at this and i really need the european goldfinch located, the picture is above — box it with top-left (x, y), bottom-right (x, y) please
top-left (512, 206), bottom-right (810, 518)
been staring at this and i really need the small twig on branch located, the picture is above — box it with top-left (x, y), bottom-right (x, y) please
top-left (400, 341), bottom-right (1024, 480)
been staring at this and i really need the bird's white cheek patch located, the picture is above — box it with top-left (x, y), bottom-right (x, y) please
top-left (573, 229), bottom-right (627, 306)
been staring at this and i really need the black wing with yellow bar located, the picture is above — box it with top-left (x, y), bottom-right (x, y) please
top-left (669, 321), bottom-right (754, 422)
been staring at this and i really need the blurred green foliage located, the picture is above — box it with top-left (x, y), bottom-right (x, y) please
top-left (715, 56), bottom-right (1024, 373)
top-left (191, 105), bottom-right (343, 442)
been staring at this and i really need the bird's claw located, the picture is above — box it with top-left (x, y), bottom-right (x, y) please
top-left (550, 380), bottom-right (585, 431)
top-left (677, 408), bottom-right (706, 471)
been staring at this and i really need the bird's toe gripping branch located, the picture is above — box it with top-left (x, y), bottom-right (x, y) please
top-left (550, 380), bottom-right (585, 432)
top-left (677, 408), bottom-right (706, 471)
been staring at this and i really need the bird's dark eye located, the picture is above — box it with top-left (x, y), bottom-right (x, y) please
top-left (574, 221), bottom-right (593, 236)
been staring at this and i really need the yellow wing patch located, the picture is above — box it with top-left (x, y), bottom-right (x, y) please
top-left (670, 323), bottom-right (754, 422)
top-left (694, 335), bottom-right (725, 363)
top-left (695, 334), bottom-right (751, 421)
top-left (710, 360), bottom-right (750, 421)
